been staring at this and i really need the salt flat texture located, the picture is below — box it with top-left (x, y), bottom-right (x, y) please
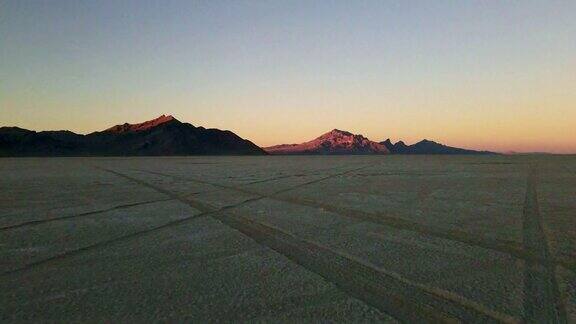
top-left (1, 155), bottom-right (574, 322)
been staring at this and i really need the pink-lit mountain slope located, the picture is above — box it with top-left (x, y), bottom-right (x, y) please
top-left (264, 129), bottom-right (389, 155)
top-left (104, 114), bottom-right (177, 133)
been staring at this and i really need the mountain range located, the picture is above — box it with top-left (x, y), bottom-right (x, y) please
top-left (380, 139), bottom-right (494, 155)
top-left (0, 115), bottom-right (495, 156)
top-left (265, 130), bottom-right (493, 155)
top-left (0, 115), bottom-right (265, 156)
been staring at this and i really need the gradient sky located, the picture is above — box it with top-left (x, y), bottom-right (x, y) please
top-left (1, 1), bottom-right (575, 153)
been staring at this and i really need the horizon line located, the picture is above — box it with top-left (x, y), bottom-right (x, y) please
top-left (2, 114), bottom-right (574, 155)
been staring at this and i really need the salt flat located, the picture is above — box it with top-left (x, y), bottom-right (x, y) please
top-left (1, 155), bottom-right (574, 322)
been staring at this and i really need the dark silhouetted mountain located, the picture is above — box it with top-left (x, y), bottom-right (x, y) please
top-left (380, 139), bottom-right (494, 155)
top-left (0, 127), bottom-right (85, 156)
top-left (0, 115), bottom-right (265, 156)
top-left (264, 129), bottom-right (389, 155)
top-left (381, 138), bottom-right (394, 151)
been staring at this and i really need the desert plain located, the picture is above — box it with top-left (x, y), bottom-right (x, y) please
top-left (1, 155), bottom-right (575, 323)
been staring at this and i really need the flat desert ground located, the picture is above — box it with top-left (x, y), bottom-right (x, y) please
top-left (1, 155), bottom-right (575, 322)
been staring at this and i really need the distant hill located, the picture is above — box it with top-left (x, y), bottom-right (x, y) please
top-left (381, 139), bottom-right (494, 155)
top-left (0, 115), bottom-right (265, 156)
top-left (264, 129), bottom-right (389, 155)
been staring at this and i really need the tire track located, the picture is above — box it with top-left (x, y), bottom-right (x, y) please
top-left (276, 195), bottom-right (574, 273)
top-left (522, 165), bottom-right (567, 323)
top-left (138, 169), bottom-right (576, 273)
top-left (245, 174), bottom-right (295, 184)
top-left (0, 198), bottom-right (174, 231)
top-left (139, 163), bottom-right (371, 198)
top-left (242, 164), bottom-right (351, 185)
top-left (0, 211), bottom-right (211, 276)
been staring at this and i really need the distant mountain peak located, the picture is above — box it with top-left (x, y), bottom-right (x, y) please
top-left (265, 129), bottom-right (389, 155)
top-left (105, 114), bottom-right (179, 133)
top-left (317, 129), bottom-right (356, 140)
top-left (324, 129), bottom-right (378, 141)
top-left (381, 138), bottom-right (393, 150)
top-left (155, 114), bottom-right (176, 122)
top-left (328, 129), bottom-right (353, 135)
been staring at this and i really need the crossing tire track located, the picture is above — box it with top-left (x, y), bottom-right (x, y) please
top-left (112, 167), bottom-right (514, 322)
top-left (3, 164), bottom-right (515, 322)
